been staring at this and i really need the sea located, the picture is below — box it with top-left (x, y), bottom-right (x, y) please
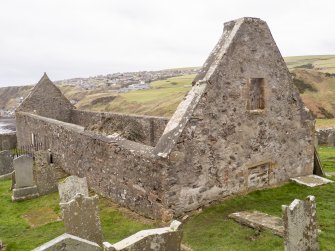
top-left (0, 118), bottom-right (16, 134)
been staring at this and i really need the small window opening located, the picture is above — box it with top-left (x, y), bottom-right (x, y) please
top-left (248, 78), bottom-right (265, 110)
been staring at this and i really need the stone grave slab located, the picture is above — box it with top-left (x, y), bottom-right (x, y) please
top-left (34, 151), bottom-right (58, 196)
top-left (32, 233), bottom-right (101, 251)
top-left (60, 193), bottom-right (103, 245)
top-left (228, 211), bottom-right (284, 237)
top-left (58, 175), bottom-right (89, 203)
top-left (12, 155), bottom-right (39, 201)
top-left (282, 195), bottom-right (319, 251)
top-left (290, 174), bottom-right (333, 187)
top-left (13, 155), bottom-right (34, 188)
top-left (0, 150), bottom-right (13, 176)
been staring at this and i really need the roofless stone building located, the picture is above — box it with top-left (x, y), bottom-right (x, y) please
top-left (15, 17), bottom-right (315, 220)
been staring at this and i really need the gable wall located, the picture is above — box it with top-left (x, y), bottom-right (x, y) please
top-left (162, 18), bottom-right (315, 215)
top-left (16, 75), bottom-right (74, 122)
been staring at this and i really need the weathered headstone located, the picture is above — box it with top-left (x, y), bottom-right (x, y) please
top-left (327, 132), bottom-right (335, 147)
top-left (58, 175), bottom-right (89, 203)
top-left (103, 220), bottom-right (183, 251)
top-left (0, 150), bottom-right (13, 176)
top-left (32, 233), bottom-right (101, 251)
top-left (282, 196), bottom-right (319, 251)
top-left (34, 151), bottom-right (57, 195)
top-left (60, 193), bottom-right (103, 245)
top-left (12, 155), bottom-right (39, 201)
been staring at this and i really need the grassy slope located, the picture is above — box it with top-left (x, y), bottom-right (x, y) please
top-left (1, 147), bottom-right (334, 250)
top-left (292, 69), bottom-right (335, 119)
top-left (183, 179), bottom-right (335, 251)
top-left (285, 55), bottom-right (335, 73)
top-left (0, 180), bottom-right (154, 251)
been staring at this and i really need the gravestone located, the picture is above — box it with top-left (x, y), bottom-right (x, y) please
top-left (58, 175), bottom-right (89, 203)
top-left (103, 220), bottom-right (183, 251)
top-left (60, 194), bottom-right (103, 245)
top-left (282, 196), bottom-right (319, 251)
top-left (327, 132), bottom-right (335, 147)
top-left (34, 151), bottom-right (58, 195)
top-left (32, 233), bottom-right (101, 251)
top-left (12, 155), bottom-right (39, 201)
top-left (0, 150), bottom-right (13, 176)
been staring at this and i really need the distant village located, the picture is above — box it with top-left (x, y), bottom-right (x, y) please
top-left (0, 68), bottom-right (199, 118)
top-left (54, 68), bottom-right (199, 92)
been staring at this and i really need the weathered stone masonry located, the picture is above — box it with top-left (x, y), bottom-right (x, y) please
top-left (16, 17), bottom-right (315, 220)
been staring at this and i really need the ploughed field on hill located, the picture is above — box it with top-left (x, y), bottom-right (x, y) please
top-left (1, 55), bottom-right (335, 123)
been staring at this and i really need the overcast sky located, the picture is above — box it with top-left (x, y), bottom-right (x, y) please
top-left (0, 0), bottom-right (334, 87)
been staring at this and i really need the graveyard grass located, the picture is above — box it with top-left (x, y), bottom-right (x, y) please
top-left (0, 147), bottom-right (334, 251)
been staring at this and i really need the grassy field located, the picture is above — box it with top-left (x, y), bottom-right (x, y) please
top-left (0, 180), bottom-right (154, 250)
top-left (101, 75), bottom-right (194, 117)
top-left (285, 55), bottom-right (335, 73)
top-left (0, 147), bottom-right (334, 250)
top-left (316, 118), bottom-right (335, 129)
top-left (183, 178), bottom-right (335, 251)
top-left (318, 146), bottom-right (335, 172)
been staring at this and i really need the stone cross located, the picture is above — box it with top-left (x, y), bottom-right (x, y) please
top-left (282, 195), bottom-right (319, 251)
top-left (0, 150), bottom-right (13, 176)
top-left (60, 193), bottom-right (103, 245)
top-left (58, 175), bottom-right (89, 203)
top-left (13, 155), bottom-right (34, 188)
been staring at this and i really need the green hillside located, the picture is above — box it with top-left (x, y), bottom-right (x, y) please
top-left (285, 55), bottom-right (335, 73)
top-left (0, 55), bottom-right (335, 128)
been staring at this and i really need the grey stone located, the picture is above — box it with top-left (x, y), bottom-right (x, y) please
top-left (282, 196), bottom-right (319, 251)
top-left (12, 185), bottom-right (39, 201)
top-left (229, 211), bottom-right (284, 237)
top-left (316, 128), bottom-right (335, 145)
top-left (34, 151), bottom-right (58, 196)
top-left (13, 155), bottom-right (34, 188)
top-left (103, 220), bottom-right (182, 251)
top-left (290, 175), bottom-right (333, 187)
top-left (0, 150), bottom-right (13, 176)
top-left (58, 175), bottom-right (89, 203)
top-left (60, 193), bottom-right (103, 245)
top-left (327, 132), bottom-right (335, 147)
top-left (0, 132), bottom-right (17, 150)
top-left (32, 233), bottom-right (101, 251)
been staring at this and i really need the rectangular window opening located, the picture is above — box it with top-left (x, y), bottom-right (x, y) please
top-left (248, 78), bottom-right (265, 110)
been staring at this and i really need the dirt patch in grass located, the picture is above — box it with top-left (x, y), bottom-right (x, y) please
top-left (22, 207), bottom-right (60, 228)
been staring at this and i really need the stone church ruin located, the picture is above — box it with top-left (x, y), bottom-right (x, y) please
top-left (15, 17), bottom-right (315, 220)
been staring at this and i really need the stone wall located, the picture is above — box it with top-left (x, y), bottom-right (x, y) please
top-left (316, 128), bottom-right (335, 146)
top-left (15, 17), bottom-right (315, 220)
top-left (71, 110), bottom-right (169, 146)
top-left (0, 133), bottom-right (16, 150)
top-left (16, 112), bottom-right (171, 220)
top-left (154, 18), bottom-right (315, 215)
